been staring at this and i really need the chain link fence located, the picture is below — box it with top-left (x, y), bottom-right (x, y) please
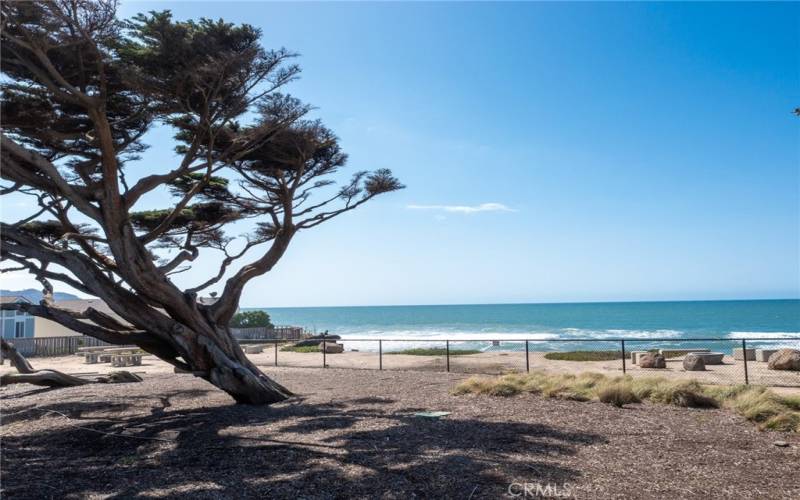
top-left (240, 336), bottom-right (800, 387)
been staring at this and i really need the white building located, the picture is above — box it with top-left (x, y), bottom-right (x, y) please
top-left (34, 298), bottom-right (124, 338)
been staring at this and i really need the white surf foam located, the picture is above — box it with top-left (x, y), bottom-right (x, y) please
top-left (335, 327), bottom-right (687, 352)
top-left (337, 331), bottom-right (558, 352)
top-left (729, 331), bottom-right (800, 339)
top-left (727, 331), bottom-right (800, 348)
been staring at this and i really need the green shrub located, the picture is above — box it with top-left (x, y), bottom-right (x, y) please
top-left (388, 348), bottom-right (481, 356)
top-left (230, 310), bottom-right (273, 329)
top-left (280, 345), bottom-right (320, 353)
top-left (543, 351), bottom-right (622, 361)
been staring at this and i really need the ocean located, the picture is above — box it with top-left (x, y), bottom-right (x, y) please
top-left (255, 299), bottom-right (800, 353)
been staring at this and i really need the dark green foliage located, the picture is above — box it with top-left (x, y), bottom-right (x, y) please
top-left (388, 348), bottom-right (481, 356)
top-left (230, 310), bottom-right (273, 329)
top-left (543, 351), bottom-right (623, 361)
top-left (129, 202), bottom-right (242, 233)
top-left (19, 220), bottom-right (96, 244)
top-left (118, 11), bottom-right (297, 118)
top-left (281, 345), bottom-right (319, 353)
top-left (168, 173), bottom-right (234, 202)
top-left (1, 2), bottom-right (150, 170)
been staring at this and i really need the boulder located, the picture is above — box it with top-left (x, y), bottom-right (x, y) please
top-left (638, 353), bottom-right (666, 369)
top-left (683, 354), bottom-right (706, 371)
top-left (293, 334), bottom-right (342, 348)
top-left (322, 342), bottom-right (344, 354)
top-left (767, 349), bottom-right (800, 371)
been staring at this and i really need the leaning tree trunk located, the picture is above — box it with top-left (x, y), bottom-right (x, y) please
top-left (172, 324), bottom-right (292, 405)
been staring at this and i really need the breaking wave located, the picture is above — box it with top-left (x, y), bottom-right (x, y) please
top-left (336, 327), bottom-right (686, 352)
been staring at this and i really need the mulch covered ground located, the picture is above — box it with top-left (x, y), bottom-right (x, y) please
top-left (1, 367), bottom-right (798, 499)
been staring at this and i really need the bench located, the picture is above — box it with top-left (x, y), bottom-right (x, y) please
top-left (83, 347), bottom-right (143, 364)
top-left (76, 346), bottom-right (111, 356)
top-left (733, 348), bottom-right (755, 361)
top-left (111, 354), bottom-right (142, 367)
top-left (103, 348), bottom-right (142, 354)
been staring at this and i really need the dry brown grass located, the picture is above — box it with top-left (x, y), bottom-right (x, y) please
top-left (453, 371), bottom-right (800, 432)
top-left (597, 383), bottom-right (640, 407)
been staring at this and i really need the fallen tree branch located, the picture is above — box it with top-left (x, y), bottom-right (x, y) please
top-left (1, 339), bottom-right (36, 374)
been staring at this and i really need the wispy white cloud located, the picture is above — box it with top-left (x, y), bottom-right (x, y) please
top-left (406, 202), bottom-right (517, 214)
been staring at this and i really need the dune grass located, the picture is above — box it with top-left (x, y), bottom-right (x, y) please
top-left (280, 345), bottom-right (321, 353)
top-left (387, 348), bottom-right (481, 356)
top-left (452, 371), bottom-right (800, 432)
top-left (544, 351), bottom-right (623, 361)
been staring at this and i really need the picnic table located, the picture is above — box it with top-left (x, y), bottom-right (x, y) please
top-left (81, 346), bottom-right (145, 366)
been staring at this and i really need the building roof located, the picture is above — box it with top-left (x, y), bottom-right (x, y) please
top-left (0, 296), bottom-right (32, 304)
top-left (0, 296), bottom-right (118, 314)
top-left (53, 298), bottom-right (118, 317)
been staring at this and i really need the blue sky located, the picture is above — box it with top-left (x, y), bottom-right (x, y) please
top-left (3, 2), bottom-right (799, 306)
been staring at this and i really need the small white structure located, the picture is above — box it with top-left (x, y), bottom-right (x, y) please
top-left (0, 296), bottom-right (35, 339)
top-left (755, 349), bottom-right (780, 362)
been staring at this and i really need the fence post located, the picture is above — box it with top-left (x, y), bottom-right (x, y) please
top-left (379, 340), bottom-right (383, 370)
top-left (446, 340), bottom-right (450, 372)
top-left (742, 339), bottom-right (749, 385)
top-left (274, 340), bottom-right (278, 367)
top-left (621, 339), bottom-right (626, 374)
top-left (525, 340), bottom-right (530, 373)
top-left (322, 332), bottom-right (327, 368)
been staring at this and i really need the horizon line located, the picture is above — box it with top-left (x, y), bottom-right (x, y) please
top-left (243, 297), bottom-right (800, 309)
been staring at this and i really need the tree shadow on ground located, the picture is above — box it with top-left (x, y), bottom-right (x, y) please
top-left (1, 394), bottom-right (605, 499)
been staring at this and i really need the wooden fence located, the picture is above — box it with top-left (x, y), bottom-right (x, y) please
top-left (4, 335), bottom-right (114, 358)
top-left (231, 326), bottom-right (307, 340)
top-left (1, 326), bottom-right (308, 359)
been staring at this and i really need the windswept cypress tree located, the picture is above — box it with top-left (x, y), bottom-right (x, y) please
top-left (0, 1), bottom-right (402, 404)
